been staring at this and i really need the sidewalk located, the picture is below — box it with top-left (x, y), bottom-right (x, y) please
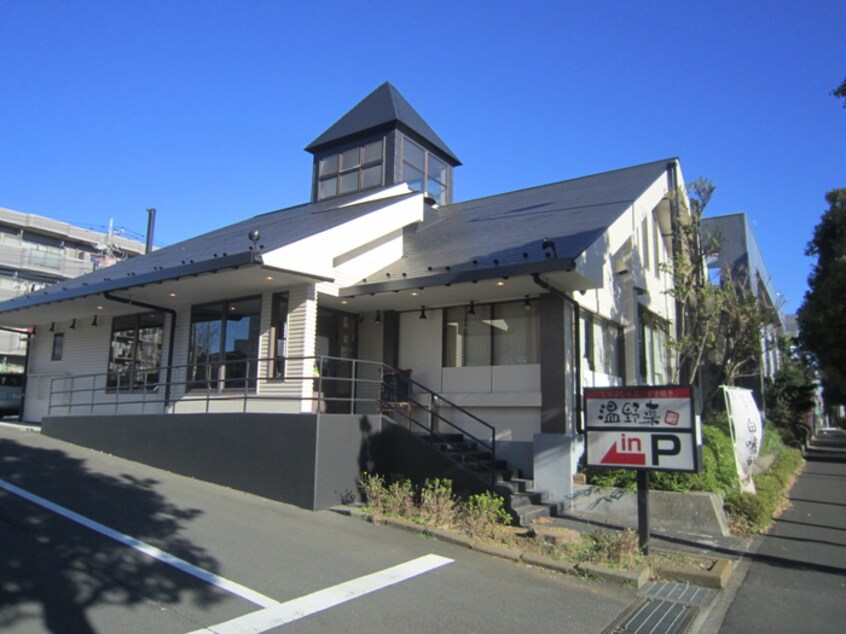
top-left (702, 427), bottom-right (846, 633)
top-left (546, 429), bottom-right (846, 633)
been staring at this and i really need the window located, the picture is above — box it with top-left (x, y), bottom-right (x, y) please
top-left (51, 333), bottom-right (64, 361)
top-left (401, 135), bottom-right (449, 205)
top-left (317, 139), bottom-right (384, 200)
top-left (581, 312), bottom-right (624, 378)
top-left (639, 308), bottom-right (670, 384)
top-left (582, 313), bottom-right (595, 371)
top-left (270, 292), bottom-right (289, 379)
top-left (601, 319), bottom-right (624, 377)
top-left (652, 211), bottom-right (662, 274)
top-left (444, 300), bottom-right (539, 367)
top-left (188, 297), bottom-right (261, 390)
top-left (641, 218), bottom-right (650, 272)
top-left (108, 312), bottom-right (165, 389)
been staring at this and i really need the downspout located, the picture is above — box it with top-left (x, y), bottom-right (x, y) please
top-left (532, 274), bottom-right (582, 433)
top-left (21, 330), bottom-right (31, 421)
top-left (103, 292), bottom-right (177, 408)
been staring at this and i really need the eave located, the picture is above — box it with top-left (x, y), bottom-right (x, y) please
top-left (341, 256), bottom-right (577, 297)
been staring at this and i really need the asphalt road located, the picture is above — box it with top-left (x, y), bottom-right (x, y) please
top-left (714, 428), bottom-right (846, 633)
top-left (0, 424), bottom-right (635, 633)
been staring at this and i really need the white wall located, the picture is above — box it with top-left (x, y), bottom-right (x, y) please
top-left (396, 305), bottom-right (543, 476)
top-left (24, 314), bottom-right (156, 421)
top-left (22, 283), bottom-right (323, 422)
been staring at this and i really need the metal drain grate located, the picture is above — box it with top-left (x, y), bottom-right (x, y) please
top-left (602, 598), bottom-right (698, 634)
top-left (642, 580), bottom-right (716, 607)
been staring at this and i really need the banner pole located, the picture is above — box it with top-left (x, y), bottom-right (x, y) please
top-left (637, 470), bottom-right (650, 555)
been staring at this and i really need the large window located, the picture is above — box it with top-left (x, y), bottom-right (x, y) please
top-left (581, 312), bottom-right (623, 378)
top-left (317, 139), bottom-right (384, 200)
top-left (188, 297), bottom-right (261, 390)
top-left (108, 312), bottom-right (165, 389)
top-left (444, 300), bottom-right (539, 367)
top-left (401, 135), bottom-right (449, 205)
top-left (639, 307), bottom-right (670, 384)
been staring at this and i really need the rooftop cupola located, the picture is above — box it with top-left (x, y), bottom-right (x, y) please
top-left (305, 82), bottom-right (461, 205)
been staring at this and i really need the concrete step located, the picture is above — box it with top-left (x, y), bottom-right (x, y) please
top-left (410, 426), bottom-right (554, 527)
top-left (495, 476), bottom-right (532, 492)
top-left (439, 448), bottom-right (491, 462)
top-left (512, 503), bottom-right (553, 525)
top-left (503, 489), bottom-right (549, 508)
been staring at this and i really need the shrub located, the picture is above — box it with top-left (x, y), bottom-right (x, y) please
top-left (359, 472), bottom-right (385, 515)
top-left (586, 529), bottom-right (641, 569)
top-left (724, 443), bottom-right (803, 534)
top-left (585, 414), bottom-right (739, 498)
top-left (419, 478), bottom-right (456, 527)
top-left (384, 479), bottom-right (415, 518)
top-left (460, 491), bottom-right (511, 540)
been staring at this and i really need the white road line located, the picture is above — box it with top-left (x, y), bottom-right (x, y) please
top-left (0, 478), bottom-right (280, 608)
top-left (189, 553), bottom-right (453, 633)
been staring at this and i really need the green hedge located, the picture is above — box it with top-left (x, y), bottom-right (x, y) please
top-left (585, 414), bottom-right (739, 498)
top-left (724, 435), bottom-right (803, 534)
top-left (584, 415), bottom-right (804, 534)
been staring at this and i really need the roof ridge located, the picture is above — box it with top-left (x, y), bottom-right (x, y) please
top-left (385, 81), bottom-right (400, 119)
top-left (447, 157), bottom-right (677, 209)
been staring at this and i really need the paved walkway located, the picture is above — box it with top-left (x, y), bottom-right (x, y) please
top-left (705, 428), bottom-right (846, 633)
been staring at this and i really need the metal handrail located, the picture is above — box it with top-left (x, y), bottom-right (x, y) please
top-left (376, 364), bottom-right (498, 486)
top-left (46, 354), bottom-right (498, 485)
top-left (47, 355), bottom-right (382, 416)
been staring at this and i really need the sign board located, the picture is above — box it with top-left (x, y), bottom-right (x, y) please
top-left (722, 386), bottom-right (762, 494)
top-left (584, 386), bottom-right (701, 473)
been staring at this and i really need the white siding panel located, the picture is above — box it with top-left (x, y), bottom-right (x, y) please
top-left (355, 313), bottom-right (384, 412)
top-left (398, 309), bottom-right (442, 392)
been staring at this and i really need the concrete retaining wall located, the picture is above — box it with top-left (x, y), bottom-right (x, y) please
top-left (565, 484), bottom-right (730, 537)
top-left (42, 412), bottom-right (384, 511)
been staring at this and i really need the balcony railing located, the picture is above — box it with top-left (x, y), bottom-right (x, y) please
top-left (46, 354), bottom-right (498, 485)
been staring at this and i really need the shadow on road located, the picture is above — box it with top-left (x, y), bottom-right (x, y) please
top-left (0, 438), bottom-right (223, 632)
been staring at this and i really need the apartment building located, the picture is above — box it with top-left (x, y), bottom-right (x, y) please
top-left (0, 207), bottom-right (147, 370)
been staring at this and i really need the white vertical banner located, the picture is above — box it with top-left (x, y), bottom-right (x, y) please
top-left (722, 386), bottom-right (763, 494)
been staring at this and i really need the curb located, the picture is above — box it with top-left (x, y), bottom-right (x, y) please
top-left (577, 561), bottom-right (651, 588)
top-left (649, 547), bottom-right (733, 589)
top-left (331, 506), bottom-right (694, 589)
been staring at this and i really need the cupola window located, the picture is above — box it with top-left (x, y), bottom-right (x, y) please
top-left (317, 139), bottom-right (384, 200)
top-left (401, 135), bottom-right (450, 204)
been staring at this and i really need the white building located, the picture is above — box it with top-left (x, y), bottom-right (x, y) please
top-left (0, 83), bottom-right (689, 517)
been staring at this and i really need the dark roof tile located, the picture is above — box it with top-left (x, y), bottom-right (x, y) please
top-left (305, 82), bottom-right (460, 165)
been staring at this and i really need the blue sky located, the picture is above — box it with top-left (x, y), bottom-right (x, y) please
top-left (1, 1), bottom-right (844, 313)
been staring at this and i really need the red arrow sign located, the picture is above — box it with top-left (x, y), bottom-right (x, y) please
top-left (600, 441), bottom-right (646, 466)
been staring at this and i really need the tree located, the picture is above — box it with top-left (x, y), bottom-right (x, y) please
top-left (798, 188), bottom-right (846, 405)
top-left (833, 76), bottom-right (846, 107)
top-left (664, 178), bottom-right (719, 388)
top-left (710, 266), bottom-right (776, 391)
top-left (664, 178), bottom-right (775, 414)
top-left (766, 336), bottom-right (818, 447)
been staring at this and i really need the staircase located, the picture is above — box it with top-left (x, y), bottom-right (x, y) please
top-left (416, 431), bottom-right (557, 526)
top-left (378, 364), bottom-right (558, 526)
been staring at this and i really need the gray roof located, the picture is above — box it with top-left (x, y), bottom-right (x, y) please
top-left (0, 192), bottom-right (416, 313)
top-left (305, 82), bottom-right (461, 165)
top-left (346, 158), bottom-right (675, 295)
top-left (0, 157), bottom-right (675, 314)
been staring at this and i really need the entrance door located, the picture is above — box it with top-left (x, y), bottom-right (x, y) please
top-left (316, 307), bottom-right (359, 413)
